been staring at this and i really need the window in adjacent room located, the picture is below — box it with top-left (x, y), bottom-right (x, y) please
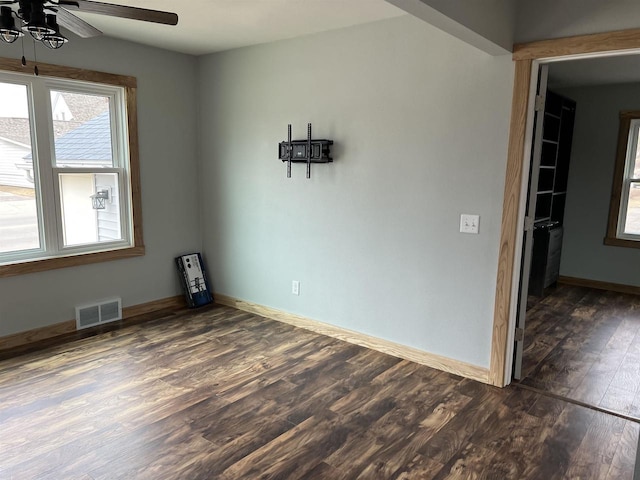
top-left (606, 111), bottom-right (640, 247)
top-left (0, 62), bottom-right (143, 276)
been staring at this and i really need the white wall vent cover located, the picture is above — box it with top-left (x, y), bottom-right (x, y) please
top-left (75, 298), bottom-right (122, 330)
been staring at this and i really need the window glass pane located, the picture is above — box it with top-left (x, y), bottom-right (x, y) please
top-left (623, 183), bottom-right (640, 235)
top-left (59, 172), bottom-right (121, 247)
top-left (0, 82), bottom-right (41, 253)
top-left (51, 91), bottom-right (113, 168)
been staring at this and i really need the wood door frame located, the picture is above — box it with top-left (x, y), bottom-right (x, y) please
top-left (489, 28), bottom-right (640, 387)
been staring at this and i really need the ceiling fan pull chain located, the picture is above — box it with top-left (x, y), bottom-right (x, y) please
top-left (21, 34), bottom-right (26, 67)
top-left (32, 38), bottom-right (38, 76)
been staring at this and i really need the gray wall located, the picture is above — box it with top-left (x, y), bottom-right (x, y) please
top-left (197, 16), bottom-right (514, 368)
top-left (516, 0), bottom-right (640, 43)
top-left (557, 83), bottom-right (640, 286)
top-left (421, 0), bottom-right (515, 49)
top-left (0, 37), bottom-right (200, 337)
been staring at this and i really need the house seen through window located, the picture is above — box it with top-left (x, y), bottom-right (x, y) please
top-left (0, 73), bottom-right (133, 264)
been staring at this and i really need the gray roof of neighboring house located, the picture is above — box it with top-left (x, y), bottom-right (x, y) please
top-left (0, 118), bottom-right (31, 146)
top-left (0, 92), bottom-right (111, 165)
top-left (53, 110), bottom-right (112, 163)
top-left (25, 110), bottom-right (112, 165)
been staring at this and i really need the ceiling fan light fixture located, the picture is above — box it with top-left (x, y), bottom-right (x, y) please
top-left (42, 14), bottom-right (67, 49)
top-left (25, 10), bottom-right (55, 41)
top-left (0, 6), bottom-right (23, 43)
top-left (42, 33), bottom-right (68, 49)
top-left (1, 1), bottom-right (177, 52)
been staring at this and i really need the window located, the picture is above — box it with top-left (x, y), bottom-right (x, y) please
top-left (606, 111), bottom-right (640, 248)
top-left (0, 59), bottom-right (143, 277)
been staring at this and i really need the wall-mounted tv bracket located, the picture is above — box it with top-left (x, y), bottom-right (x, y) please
top-left (278, 123), bottom-right (333, 178)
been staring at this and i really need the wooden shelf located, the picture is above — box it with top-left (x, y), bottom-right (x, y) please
top-left (529, 90), bottom-right (576, 296)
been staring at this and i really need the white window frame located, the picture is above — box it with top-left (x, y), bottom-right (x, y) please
top-left (48, 81), bottom-right (132, 255)
top-left (52, 169), bottom-right (128, 250)
top-left (606, 111), bottom-right (640, 248)
top-left (0, 58), bottom-right (144, 277)
top-left (616, 119), bottom-right (640, 240)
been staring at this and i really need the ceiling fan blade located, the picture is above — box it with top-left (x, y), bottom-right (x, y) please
top-left (58, 0), bottom-right (178, 26)
top-left (56, 7), bottom-right (102, 38)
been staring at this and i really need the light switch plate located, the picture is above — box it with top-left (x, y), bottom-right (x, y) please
top-left (460, 214), bottom-right (480, 234)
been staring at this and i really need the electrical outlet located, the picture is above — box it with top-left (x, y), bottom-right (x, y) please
top-left (292, 280), bottom-right (300, 295)
top-left (460, 214), bottom-right (480, 234)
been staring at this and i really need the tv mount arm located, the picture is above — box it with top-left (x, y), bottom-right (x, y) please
top-left (279, 123), bottom-right (333, 179)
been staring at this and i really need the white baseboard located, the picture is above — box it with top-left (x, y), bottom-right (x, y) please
top-left (214, 294), bottom-right (490, 384)
top-left (0, 295), bottom-right (185, 351)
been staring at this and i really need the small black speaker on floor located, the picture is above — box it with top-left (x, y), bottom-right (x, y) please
top-left (176, 253), bottom-right (213, 308)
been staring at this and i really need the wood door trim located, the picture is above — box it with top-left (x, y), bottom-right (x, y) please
top-left (215, 294), bottom-right (490, 384)
top-left (489, 59), bottom-right (532, 387)
top-left (490, 28), bottom-right (640, 387)
top-left (513, 28), bottom-right (640, 61)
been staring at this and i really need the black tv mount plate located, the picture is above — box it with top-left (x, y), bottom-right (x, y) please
top-left (279, 123), bottom-right (334, 178)
top-left (278, 140), bottom-right (333, 163)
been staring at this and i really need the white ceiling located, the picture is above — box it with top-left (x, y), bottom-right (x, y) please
top-left (64, 1), bottom-right (640, 88)
top-left (69, 0), bottom-right (406, 56)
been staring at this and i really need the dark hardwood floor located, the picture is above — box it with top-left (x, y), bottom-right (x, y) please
top-left (521, 284), bottom-right (640, 421)
top-left (0, 302), bottom-right (638, 479)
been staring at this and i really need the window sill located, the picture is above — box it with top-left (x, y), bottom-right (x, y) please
top-left (0, 245), bottom-right (145, 278)
top-left (604, 236), bottom-right (640, 249)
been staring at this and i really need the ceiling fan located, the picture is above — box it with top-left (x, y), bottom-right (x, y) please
top-left (0, 0), bottom-right (178, 49)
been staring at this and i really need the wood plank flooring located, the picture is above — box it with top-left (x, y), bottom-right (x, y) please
top-left (0, 302), bottom-right (638, 479)
top-left (522, 284), bottom-right (640, 420)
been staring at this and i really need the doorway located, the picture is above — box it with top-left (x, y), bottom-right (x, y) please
top-left (514, 55), bottom-right (640, 419)
top-left (489, 32), bottom-right (640, 390)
